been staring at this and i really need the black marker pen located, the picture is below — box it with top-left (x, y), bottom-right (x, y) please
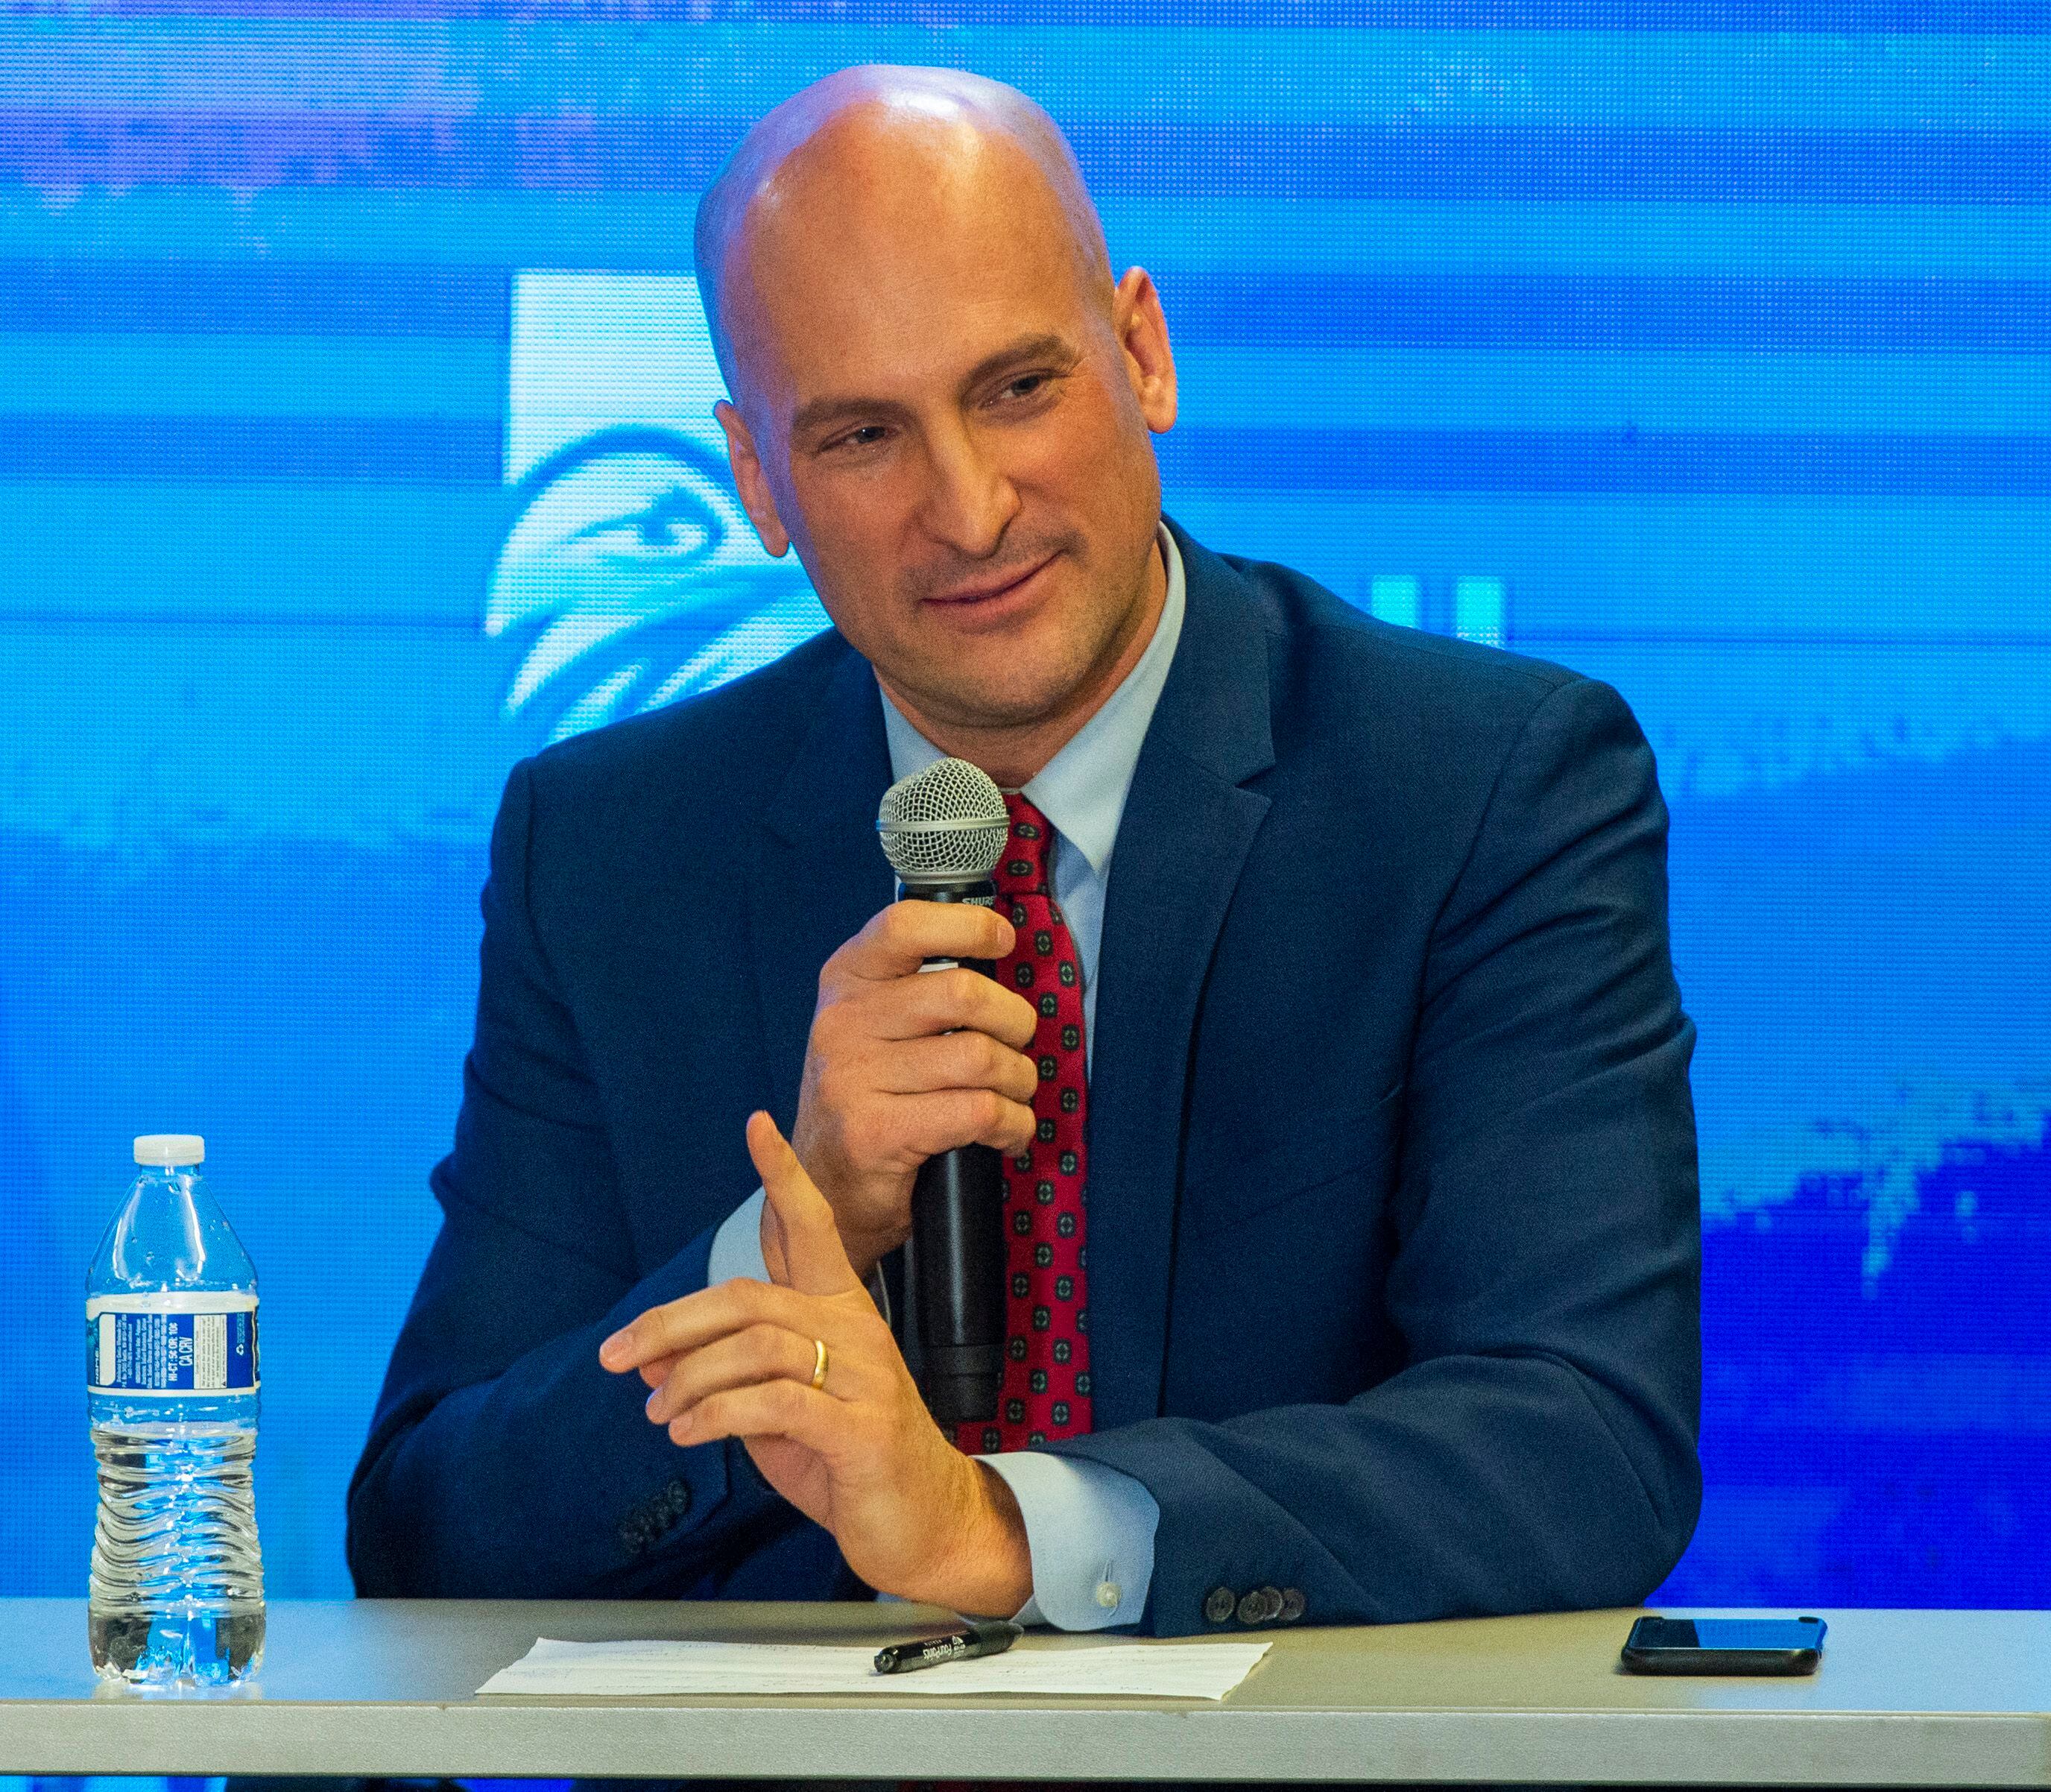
top-left (873, 1618), bottom-right (1023, 1674)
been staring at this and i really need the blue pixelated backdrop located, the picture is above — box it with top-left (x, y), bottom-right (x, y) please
top-left (1, 3), bottom-right (2046, 1616)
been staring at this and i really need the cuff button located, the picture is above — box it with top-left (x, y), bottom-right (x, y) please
top-left (1279, 1588), bottom-right (1306, 1623)
top-left (1095, 1580), bottom-right (1122, 1611)
top-left (1203, 1586), bottom-right (1236, 1625)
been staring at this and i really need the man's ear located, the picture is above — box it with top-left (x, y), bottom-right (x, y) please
top-left (715, 397), bottom-right (793, 558)
top-left (1114, 265), bottom-right (1178, 436)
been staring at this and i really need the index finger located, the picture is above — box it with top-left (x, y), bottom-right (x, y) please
top-left (838, 900), bottom-right (1015, 982)
top-left (748, 1109), bottom-right (864, 1298)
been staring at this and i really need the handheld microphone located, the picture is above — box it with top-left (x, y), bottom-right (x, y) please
top-left (876, 757), bottom-right (1011, 1425)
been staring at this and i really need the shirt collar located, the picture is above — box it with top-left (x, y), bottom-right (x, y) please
top-left (879, 520), bottom-right (1188, 878)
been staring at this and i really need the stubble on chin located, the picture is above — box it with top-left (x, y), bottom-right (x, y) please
top-left (885, 650), bottom-right (1069, 736)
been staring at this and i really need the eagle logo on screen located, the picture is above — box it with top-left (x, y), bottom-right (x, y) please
top-left (485, 426), bottom-right (830, 744)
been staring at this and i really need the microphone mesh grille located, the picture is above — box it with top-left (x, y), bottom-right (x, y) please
top-left (876, 757), bottom-right (1010, 881)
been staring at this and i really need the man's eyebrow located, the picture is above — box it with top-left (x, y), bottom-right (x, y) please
top-left (789, 332), bottom-right (1077, 441)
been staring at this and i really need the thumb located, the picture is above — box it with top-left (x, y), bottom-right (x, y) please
top-left (747, 1111), bottom-right (862, 1297)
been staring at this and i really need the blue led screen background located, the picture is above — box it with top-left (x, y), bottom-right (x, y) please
top-left (1, 6), bottom-right (2047, 1612)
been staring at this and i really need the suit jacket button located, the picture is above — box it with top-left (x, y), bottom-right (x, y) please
top-left (1279, 1588), bottom-right (1306, 1623)
top-left (1204, 1586), bottom-right (1236, 1624)
top-left (1236, 1588), bottom-right (1268, 1626)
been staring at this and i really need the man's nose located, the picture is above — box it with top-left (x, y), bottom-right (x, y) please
top-left (917, 417), bottom-right (1020, 558)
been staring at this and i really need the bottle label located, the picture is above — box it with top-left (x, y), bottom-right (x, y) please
top-left (86, 1293), bottom-right (259, 1395)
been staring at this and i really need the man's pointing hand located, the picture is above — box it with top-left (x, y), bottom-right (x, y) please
top-left (598, 1110), bottom-right (1033, 1618)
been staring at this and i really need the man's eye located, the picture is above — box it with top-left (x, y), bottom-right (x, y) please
top-left (1001, 374), bottom-right (1050, 401)
top-left (832, 426), bottom-right (889, 452)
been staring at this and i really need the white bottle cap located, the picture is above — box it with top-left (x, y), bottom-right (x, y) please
top-left (133, 1134), bottom-right (205, 1167)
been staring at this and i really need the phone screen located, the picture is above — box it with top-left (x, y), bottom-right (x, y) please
top-left (1634, 1618), bottom-right (1824, 1652)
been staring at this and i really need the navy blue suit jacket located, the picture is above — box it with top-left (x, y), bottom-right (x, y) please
top-left (348, 514), bottom-right (1702, 1633)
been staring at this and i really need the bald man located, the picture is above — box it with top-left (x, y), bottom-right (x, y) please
top-left (350, 66), bottom-right (1702, 1634)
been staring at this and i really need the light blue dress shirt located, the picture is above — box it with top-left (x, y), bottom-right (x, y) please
top-left (708, 521), bottom-right (1186, 1629)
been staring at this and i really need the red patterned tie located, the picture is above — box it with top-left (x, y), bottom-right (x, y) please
top-left (952, 792), bottom-right (1093, 1455)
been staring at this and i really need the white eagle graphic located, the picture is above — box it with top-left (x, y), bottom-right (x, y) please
top-left (486, 426), bottom-right (831, 744)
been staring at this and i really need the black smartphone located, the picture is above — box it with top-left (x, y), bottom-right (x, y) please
top-left (1621, 1615), bottom-right (1827, 1675)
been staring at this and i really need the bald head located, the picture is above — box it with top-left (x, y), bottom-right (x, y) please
top-left (693, 65), bottom-right (1115, 425)
top-left (692, 62), bottom-right (1177, 783)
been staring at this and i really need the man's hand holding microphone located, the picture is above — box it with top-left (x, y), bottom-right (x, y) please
top-left (784, 900), bottom-right (1039, 1284)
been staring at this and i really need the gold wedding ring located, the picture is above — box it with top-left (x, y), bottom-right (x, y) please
top-left (809, 1336), bottom-right (829, 1392)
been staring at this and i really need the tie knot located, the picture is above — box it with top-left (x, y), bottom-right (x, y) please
top-left (996, 793), bottom-right (1053, 895)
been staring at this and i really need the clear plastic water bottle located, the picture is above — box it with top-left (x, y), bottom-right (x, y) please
top-left (86, 1134), bottom-right (265, 1685)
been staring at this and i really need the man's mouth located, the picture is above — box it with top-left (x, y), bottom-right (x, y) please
top-left (926, 553), bottom-right (1057, 609)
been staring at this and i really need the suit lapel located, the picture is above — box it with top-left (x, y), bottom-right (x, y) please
top-left (750, 642), bottom-right (899, 1130)
top-left (1087, 517), bottom-right (1276, 1430)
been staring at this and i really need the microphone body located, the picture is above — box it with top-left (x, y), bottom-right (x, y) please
top-left (904, 882), bottom-right (1007, 1426)
top-left (876, 758), bottom-right (1014, 1427)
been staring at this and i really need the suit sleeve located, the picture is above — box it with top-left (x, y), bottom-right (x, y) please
top-left (1047, 674), bottom-right (1703, 1634)
top-left (346, 758), bottom-right (805, 1598)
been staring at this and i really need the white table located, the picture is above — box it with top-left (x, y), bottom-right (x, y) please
top-left (2, 1600), bottom-right (2047, 1784)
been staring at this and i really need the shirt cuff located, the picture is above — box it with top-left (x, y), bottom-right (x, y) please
top-left (708, 1187), bottom-right (770, 1285)
top-left (977, 1450), bottom-right (1157, 1630)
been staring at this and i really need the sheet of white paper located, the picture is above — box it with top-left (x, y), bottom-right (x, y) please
top-left (478, 1635), bottom-right (1272, 1700)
